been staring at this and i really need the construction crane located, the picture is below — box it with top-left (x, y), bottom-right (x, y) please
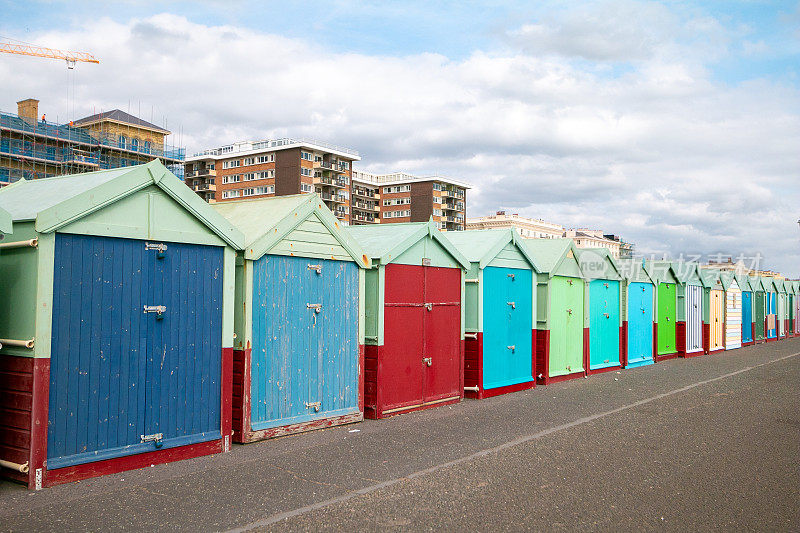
top-left (0, 40), bottom-right (99, 69)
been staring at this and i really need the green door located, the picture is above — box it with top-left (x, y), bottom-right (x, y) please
top-left (754, 291), bottom-right (765, 340)
top-left (549, 276), bottom-right (584, 377)
top-left (657, 282), bottom-right (677, 355)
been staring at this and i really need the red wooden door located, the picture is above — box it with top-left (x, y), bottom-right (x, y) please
top-left (382, 264), bottom-right (425, 411)
top-left (422, 267), bottom-right (462, 403)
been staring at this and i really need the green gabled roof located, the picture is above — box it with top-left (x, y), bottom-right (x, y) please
top-left (520, 238), bottom-right (584, 278)
top-left (616, 258), bottom-right (655, 284)
top-left (735, 274), bottom-right (752, 292)
top-left (575, 247), bottom-right (621, 280)
top-left (346, 220), bottom-right (469, 269)
top-left (672, 261), bottom-right (702, 285)
top-left (698, 268), bottom-right (723, 289)
top-left (442, 228), bottom-right (537, 271)
top-left (751, 276), bottom-right (768, 292)
top-left (0, 160), bottom-right (244, 248)
top-left (720, 272), bottom-right (740, 291)
top-left (645, 260), bottom-right (679, 284)
top-left (774, 278), bottom-right (787, 293)
top-left (0, 206), bottom-right (11, 235)
top-left (789, 280), bottom-right (799, 294)
top-left (212, 194), bottom-right (369, 267)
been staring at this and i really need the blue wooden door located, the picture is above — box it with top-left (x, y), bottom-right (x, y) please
top-left (251, 255), bottom-right (359, 431)
top-left (589, 280), bottom-right (620, 369)
top-left (767, 293), bottom-right (777, 338)
top-left (482, 267), bottom-right (533, 390)
top-left (626, 283), bottom-right (653, 368)
top-left (48, 234), bottom-right (223, 469)
top-left (742, 291), bottom-right (753, 343)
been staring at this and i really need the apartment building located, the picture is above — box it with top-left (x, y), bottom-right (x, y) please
top-left (0, 99), bottom-right (185, 185)
top-left (468, 212), bottom-right (633, 258)
top-left (185, 138), bottom-right (359, 223)
top-left (351, 171), bottom-right (469, 230)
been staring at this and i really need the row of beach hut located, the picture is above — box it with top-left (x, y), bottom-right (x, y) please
top-left (0, 161), bottom-right (796, 489)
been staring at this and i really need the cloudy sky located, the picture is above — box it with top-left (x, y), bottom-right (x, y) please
top-left (2, 0), bottom-right (799, 274)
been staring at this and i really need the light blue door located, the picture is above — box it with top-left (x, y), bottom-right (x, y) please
top-left (767, 292), bottom-right (777, 338)
top-left (589, 280), bottom-right (620, 369)
top-left (627, 282), bottom-right (654, 368)
top-left (742, 291), bottom-right (753, 343)
top-left (251, 255), bottom-right (359, 431)
top-left (482, 267), bottom-right (533, 390)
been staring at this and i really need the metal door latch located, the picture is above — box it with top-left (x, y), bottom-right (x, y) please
top-left (604, 313), bottom-right (610, 318)
top-left (642, 286), bottom-right (646, 292)
top-left (425, 303), bottom-right (433, 311)
top-left (307, 303), bottom-right (322, 313)
top-left (140, 433), bottom-right (164, 448)
top-left (145, 242), bottom-right (167, 258)
top-left (507, 345), bottom-right (515, 353)
top-left (566, 366), bottom-right (572, 372)
top-left (307, 264), bottom-right (322, 274)
top-left (604, 283), bottom-right (609, 288)
top-left (567, 308), bottom-right (573, 315)
top-left (666, 317), bottom-right (670, 321)
top-left (507, 273), bottom-right (515, 280)
top-left (305, 401), bottom-right (321, 412)
top-left (507, 301), bottom-right (515, 309)
top-left (423, 357), bottom-right (432, 366)
top-left (143, 305), bottom-right (166, 319)
top-left (568, 279), bottom-right (574, 285)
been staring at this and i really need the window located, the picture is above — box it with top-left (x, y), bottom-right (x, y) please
top-left (257, 154), bottom-right (275, 163)
top-left (243, 157), bottom-right (256, 166)
top-left (301, 151), bottom-right (313, 161)
top-left (118, 135), bottom-right (127, 148)
top-left (222, 190), bottom-right (241, 199)
top-left (301, 168), bottom-right (312, 177)
top-left (383, 198), bottom-right (410, 206)
top-left (222, 175), bottom-right (242, 184)
top-left (243, 172), bottom-right (257, 181)
top-left (223, 160), bottom-right (242, 169)
top-left (383, 185), bottom-right (411, 194)
top-left (209, 163), bottom-right (215, 170)
top-left (383, 210), bottom-right (411, 219)
top-left (143, 140), bottom-right (151, 153)
top-left (301, 183), bottom-right (313, 193)
top-left (131, 138), bottom-right (139, 151)
top-left (433, 183), bottom-right (441, 191)
top-left (433, 209), bottom-right (442, 216)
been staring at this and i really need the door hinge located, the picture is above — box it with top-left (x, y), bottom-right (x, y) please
top-left (304, 401), bottom-right (321, 412)
top-left (423, 357), bottom-right (432, 366)
top-left (140, 432), bottom-right (164, 447)
top-left (307, 264), bottom-right (322, 274)
top-left (143, 305), bottom-right (166, 319)
top-left (145, 242), bottom-right (167, 258)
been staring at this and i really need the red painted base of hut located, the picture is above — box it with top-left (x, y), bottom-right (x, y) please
top-left (463, 333), bottom-right (535, 399)
top-left (676, 321), bottom-right (687, 356)
top-left (620, 323), bottom-right (628, 367)
top-left (233, 347), bottom-right (363, 442)
top-left (702, 323), bottom-right (710, 353)
top-left (1, 349), bottom-right (232, 489)
top-left (534, 329), bottom-right (584, 385)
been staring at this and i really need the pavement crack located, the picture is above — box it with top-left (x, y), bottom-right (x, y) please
top-left (267, 464), bottom-right (338, 488)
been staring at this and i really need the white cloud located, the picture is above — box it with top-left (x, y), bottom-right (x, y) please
top-left (0, 10), bottom-right (798, 275)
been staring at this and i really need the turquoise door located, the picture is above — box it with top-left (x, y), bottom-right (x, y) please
top-left (742, 291), bottom-right (752, 343)
top-left (482, 267), bottom-right (533, 390)
top-left (627, 282), bottom-right (654, 368)
top-left (588, 279), bottom-right (620, 369)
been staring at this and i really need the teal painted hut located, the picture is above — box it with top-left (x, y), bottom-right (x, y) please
top-left (645, 261), bottom-right (680, 361)
top-left (616, 259), bottom-right (655, 369)
top-left (444, 229), bottom-right (538, 399)
top-left (0, 161), bottom-right (244, 489)
top-left (347, 221), bottom-right (470, 419)
top-left (521, 239), bottom-right (586, 385)
top-left (576, 248), bottom-right (623, 375)
top-left (672, 262), bottom-right (704, 357)
top-left (213, 195), bottom-right (369, 443)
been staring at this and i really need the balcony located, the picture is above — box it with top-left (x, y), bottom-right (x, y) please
top-left (352, 201), bottom-right (377, 211)
top-left (186, 168), bottom-right (216, 178)
top-left (319, 192), bottom-right (347, 204)
top-left (314, 161), bottom-right (348, 174)
top-left (352, 188), bottom-right (376, 199)
top-left (316, 176), bottom-right (348, 188)
top-left (352, 213), bottom-right (377, 223)
top-left (192, 183), bottom-right (217, 192)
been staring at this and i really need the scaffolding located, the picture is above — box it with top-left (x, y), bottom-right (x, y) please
top-left (0, 109), bottom-right (185, 185)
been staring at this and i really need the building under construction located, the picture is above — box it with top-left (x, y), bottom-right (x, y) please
top-left (0, 98), bottom-right (184, 185)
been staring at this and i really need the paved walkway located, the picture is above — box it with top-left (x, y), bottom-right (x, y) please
top-left (2, 339), bottom-right (799, 532)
